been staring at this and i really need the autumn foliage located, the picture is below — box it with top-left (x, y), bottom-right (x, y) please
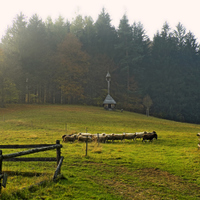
top-left (54, 33), bottom-right (89, 103)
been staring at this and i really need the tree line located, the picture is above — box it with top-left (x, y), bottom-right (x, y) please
top-left (0, 8), bottom-right (200, 123)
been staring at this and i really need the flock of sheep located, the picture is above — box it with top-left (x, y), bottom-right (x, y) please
top-left (62, 131), bottom-right (200, 148)
top-left (62, 131), bottom-right (158, 143)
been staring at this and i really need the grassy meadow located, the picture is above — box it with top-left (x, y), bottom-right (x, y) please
top-left (0, 104), bottom-right (200, 199)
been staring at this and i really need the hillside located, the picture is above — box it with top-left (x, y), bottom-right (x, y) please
top-left (0, 104), bottom-right (200, 199)
top-left (1, 12), bottom-right (200, 123)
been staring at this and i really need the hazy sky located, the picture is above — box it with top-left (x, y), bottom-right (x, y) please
top-left (1, 0), bottom-right (200, 42)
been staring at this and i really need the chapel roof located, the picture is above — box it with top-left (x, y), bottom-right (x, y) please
top-left (103, 94), bottom-right (116, 104)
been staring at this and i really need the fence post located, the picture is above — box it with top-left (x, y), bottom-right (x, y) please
top-left (56, 140), bottom-right (61, 174)
top-left (0, 150), bottom-right (2, 193)
top-left (97, 133), bottom-right (100, 146)
top-left (85, 136), bottom-right (88, 156)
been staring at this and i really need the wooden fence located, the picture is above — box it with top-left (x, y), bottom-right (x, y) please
top-left (0, 140), bottom-right (63, 193)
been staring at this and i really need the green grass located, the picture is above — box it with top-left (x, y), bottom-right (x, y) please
top-left (0, 104), bottom-right (200, 199)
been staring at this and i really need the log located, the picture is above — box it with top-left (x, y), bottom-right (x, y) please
top-left (56, 140), bottom-right (61, 166)
top-left (53, 156), bottom-right (64, 180)
top-left (0, 144), bottom-right (62, 160)
top-left (4, 157), bottom-right (57, 162)
top-left (0, 144), bottom-right (55, 149)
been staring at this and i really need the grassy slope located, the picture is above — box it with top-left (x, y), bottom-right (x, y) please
top-left (0, 104), bottom-right (200, 199)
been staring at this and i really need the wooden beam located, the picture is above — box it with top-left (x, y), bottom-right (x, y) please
top-left (4, 157), bottom-right (57, 162)
top-left (0, 144), bottom-right (62, 160)
top-left (0, 144), bottom-right (56, 149)
top-left (53, 156), bottom-right (64, 180)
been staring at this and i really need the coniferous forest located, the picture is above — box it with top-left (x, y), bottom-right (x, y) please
top-left (1, 9), bottom-right (200, 123)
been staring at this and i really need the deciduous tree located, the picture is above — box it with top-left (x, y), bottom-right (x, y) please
top-left (143, 95), bottom-right (153, 116)
top-left (54, 33), bottom-right (90, 104)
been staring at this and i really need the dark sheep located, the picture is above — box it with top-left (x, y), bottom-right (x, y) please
top-left (142, 131), bottom-right (157, 142)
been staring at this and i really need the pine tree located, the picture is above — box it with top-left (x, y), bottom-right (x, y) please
top-left (94, 8), bottom-right (117, 58)
top-left (1, 12), bottom-right (27, 102)
top-left (116, 14), bottom-right (133, 93)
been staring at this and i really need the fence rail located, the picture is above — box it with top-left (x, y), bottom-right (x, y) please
top-left (0, 140), bottom-right (63, 193)
top-left (0, 144), bottom-right (57, 148)
top-left (4, 157), bottom-right (57, 162)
